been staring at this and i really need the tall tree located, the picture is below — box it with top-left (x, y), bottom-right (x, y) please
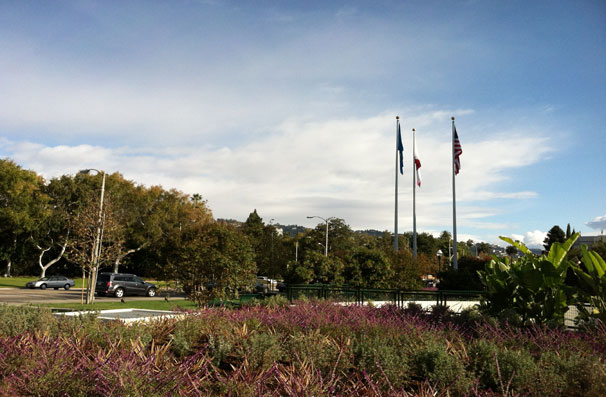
top-left (566, 223), bottom-right (572, 239)
top-left (66, 192), bottom-right (124, 303)
top-left (345, 246), bottom-right (393, 288)
top-left (168, 221), bottom-right (256, 304)
top-left (0, 159), bottom-right (50, 276)
top-left (543, 225), bottom-right (566, 251)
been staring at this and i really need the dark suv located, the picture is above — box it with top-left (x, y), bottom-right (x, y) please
top-left (95, 273), bottom-right (157, 298)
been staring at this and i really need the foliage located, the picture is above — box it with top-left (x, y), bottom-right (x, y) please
top-left (479, 234), bottom-right (578, 325)
top-left (479, 233), bottom-right (606, 328)
top-left (570, 245), bottom-right (606, 323)
top-left (168, 221), bottom-right (256, 304)
top-left (438, 254), bottom-right (490, 291)
top-left (1, 301), bottom-right (605, 396)
top-left (344, 246), bottom-right (393, 288)
top-left (0, 159), bottom-right (50, 276)
top-left (389, 249), bottom-right (424, 290)
top-left (289, 250), bottom-right (345, 284)
top-left (543, 224), bottom-right (566, 251)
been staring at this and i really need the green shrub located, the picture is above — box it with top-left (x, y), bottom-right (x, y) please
top-left (171, 316), bottom-right (224, 358)
top-left (353, 334), bottom-right (409, 388)
top-left (467, 339), bottom-right (501, 390)
top-left (479, 234), bottom-right (580, 326)
top-left (287, 330), bottom-right (352, 376)
top-left (246, 331), bottom-right (284, 371)
top-left (438, 255), bottom-right (489, 290)
top-left (496, 349), bottom-right (538, 393)
top-left (0, 305), bottom-right (57, 337)
top-left (412, 341), bottom-right (471, 393)
top-left (261, 294), bottom-right (290, 308)
top-left (537, 351), bottom-right (606, 397)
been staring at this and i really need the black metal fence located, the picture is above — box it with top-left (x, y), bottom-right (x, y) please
top-left (284, 284), bottom-right (485, 308)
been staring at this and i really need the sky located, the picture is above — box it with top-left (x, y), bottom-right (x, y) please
top-left (1, 0), bottom-right (605, 248)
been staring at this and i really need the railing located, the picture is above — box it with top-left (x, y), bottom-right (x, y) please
top-left (284, 284), bottom-right (485, 308)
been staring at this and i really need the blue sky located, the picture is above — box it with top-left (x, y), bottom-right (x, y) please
top-left (1, 0), bottom-right (605, 247)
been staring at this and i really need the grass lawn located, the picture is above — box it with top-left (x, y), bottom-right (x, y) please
top-left (1, 276), bottom-right (178, 290)
top-left (40, 299), bottom-right (198, 312)
top-left (0, 276), bottom-right (83, 289)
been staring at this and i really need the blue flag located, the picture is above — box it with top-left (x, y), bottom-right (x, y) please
top-left (397, 122), bottom-right (404, 174)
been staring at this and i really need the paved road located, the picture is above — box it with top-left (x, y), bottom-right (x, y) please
top-left (0, 287), bottom-right (183, 305)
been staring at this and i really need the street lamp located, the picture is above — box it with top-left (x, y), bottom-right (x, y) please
top-left (436, 249), bottom-right (443, 274)
top-left (269, 219), bottom-right (275, 281)
top-left (307, 215), bottom-right (333, 256)
top-left (79, 168), bottom-right (105, 304)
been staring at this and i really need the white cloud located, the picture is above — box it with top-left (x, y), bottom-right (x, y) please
top-left (586, 215), bottom-right (606, 231)
top-left (1, 109), bottom-right (554, 234)
top-left (510, 230), bottom-right (546, 248)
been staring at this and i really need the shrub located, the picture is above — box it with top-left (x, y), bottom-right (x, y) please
top-left (479, 235), bottom-right (580, 326)
top-left (412, 341), bottom-right (471, 393)
top-left (246, 331), bottom-right (284, 371)
top-left (0, 305), bottom-right (56, 337)
top-left (0, 300), bottom-right (604, 395)
top-left (438, 254), bottom-right (490, 291)
top-left (260, 294), bottom-right (290, 308)
top-left (287, 330), bottom-right (352, 376)
top-left (353, 333), bottom-right (409, 389)
top-left (537, 351), bottom-right (606, 397)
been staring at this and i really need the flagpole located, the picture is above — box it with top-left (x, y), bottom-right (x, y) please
top-left (451, 117), bottom-right (458, 270)
top-left (394, 116), bottom-right (400, 252)
top-left (412, 128), bottom-right (417, 259)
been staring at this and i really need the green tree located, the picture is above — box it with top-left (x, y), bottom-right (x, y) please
top-left (242, 209), bottom-right (264, 241)
top-left (345, 246), bottom-right (393, 288)
top-left (543, 225), bottom-right (565, 252)
top-left (476, 242), bottom-right (492, 255)
top-left (505, 245), bottom-right (518, 257)
top-left (388, 249), bottom-right (423, 289)
top-left (168, 222), bottom-right (256, 304)
top-left (289, 250), bottom-right (344, 284)
top-left (0, 159), bottom-right (50, 276)
top-left (307, 218), bottom-right (355, 259)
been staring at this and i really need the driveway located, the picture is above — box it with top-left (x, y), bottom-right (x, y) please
top-left (0, 287), bottom-right (183, 305)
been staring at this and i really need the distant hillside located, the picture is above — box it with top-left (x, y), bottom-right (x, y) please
top-left (278, 224), bottom-right (309, 237)
top-left (355, 229), bottom-right (389, 238)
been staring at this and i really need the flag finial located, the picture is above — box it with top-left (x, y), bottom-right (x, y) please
top-left (396, 116), bottom-right (399, 120)
top-left (451, 116), bottom-right (455, 120)
top-left (412, 128), bottom-right (415, 132)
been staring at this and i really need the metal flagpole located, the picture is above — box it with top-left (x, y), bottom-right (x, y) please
top-left (412, 128), bottom-right (417, 258)
top-left (451, 117), bottom-right (458, 270)
top-left (394, 116), bottom-right (400, 251)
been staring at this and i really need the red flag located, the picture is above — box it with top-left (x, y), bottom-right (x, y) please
top-left (414, 140), bottom-right (422, 187)
top-left (453, 127), bottom-right (462, 175)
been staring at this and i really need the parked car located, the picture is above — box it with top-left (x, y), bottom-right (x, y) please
top-left (26, 276), bottom-right (75, 290)
top-left (95, 272), bottom-right (157, 298)
top-left (254, 280), bottom-right (269, 294)
top-left (257, 276), bottom-right (278, 292)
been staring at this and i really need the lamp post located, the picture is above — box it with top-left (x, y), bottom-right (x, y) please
top-left (307, 216), bottom-right (333, 256)
top-left (437, 249), bottom-right (443, 274)
top-left (79, 168), bottom-right (105, 304)
top-left (269, 218), bottom-right (275, 280)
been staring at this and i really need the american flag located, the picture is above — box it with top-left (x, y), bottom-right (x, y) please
top-left (453, 127), bottom-right (462, 174)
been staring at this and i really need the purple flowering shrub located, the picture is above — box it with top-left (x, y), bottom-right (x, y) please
top-left (0, 301), bottom-right (604, 396)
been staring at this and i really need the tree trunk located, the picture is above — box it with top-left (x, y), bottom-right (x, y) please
top-left (3, 260), bottom-right (11, 277)
top-left (113, 243), bottom-right (149, 273)
top-left (37, 239), bottom-right (68, 278)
